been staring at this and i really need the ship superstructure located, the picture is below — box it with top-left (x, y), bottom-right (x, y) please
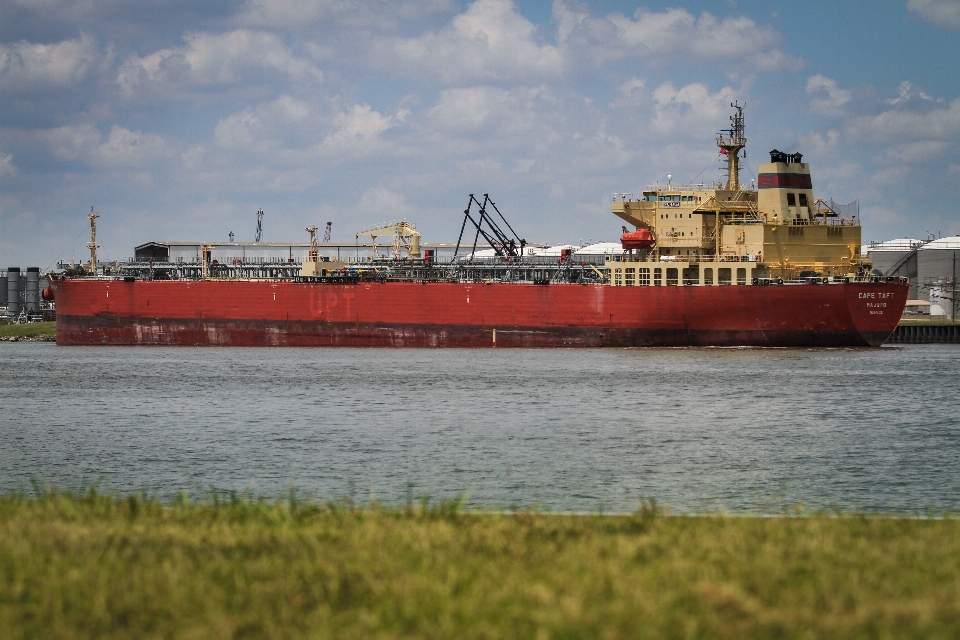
top-left (609, 103), bottom-right (862, 287)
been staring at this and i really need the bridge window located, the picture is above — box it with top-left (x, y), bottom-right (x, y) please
top-left (787, 193), bottom-right (796, 206)
top-left (666, 268), bottom-right (679, 286)
top-left (639, 268), bottom-right (651, 286)
top-left (654, 268), bottom-right (662, 286)
top-left (718, 268), bottom-right (732, 285)
top-left (614, 269), bottom-right (622, 286)
top-left (799, 193), bottom-right (808, 207)
top-left (737, 268), bottom-right (747, 285)
top-left (625, 268), bottom-right (635, 286)
top-left (704, 268), bottom-right (714, 285)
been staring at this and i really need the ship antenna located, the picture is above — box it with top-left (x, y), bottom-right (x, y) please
top-left (717, 102), bottom-right (746, 190)
top-left (87, 206), bottom-right (99, 275)
top-left (255, 208), bottom-right (264, 242)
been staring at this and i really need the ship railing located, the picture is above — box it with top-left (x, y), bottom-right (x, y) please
top-left (767, 276), bottom-right (909, 285)
top-left (781, 217), bottom-right (859, 227)
top-left (608, 255), bottom-right (763, 263)
top-left (643, 182), bottom-right (756, 193)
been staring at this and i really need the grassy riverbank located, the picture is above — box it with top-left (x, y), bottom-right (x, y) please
top-left (2, 493), bottom-right (958, 639)
top-left (0, 321), bottom-right (56, 339)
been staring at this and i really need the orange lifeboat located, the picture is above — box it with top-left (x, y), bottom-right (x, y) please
top-left (42, 286), bottom-right (55, 301)
top-left (620, 228), bottom-right (656, 250)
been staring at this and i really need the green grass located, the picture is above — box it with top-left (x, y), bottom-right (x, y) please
top-left (0, 321), bottom-right (56, 338)
top-left (2, 493), bottom-right (958, 639)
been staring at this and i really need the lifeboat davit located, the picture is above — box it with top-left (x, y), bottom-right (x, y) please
top-left (620, 228), bottom-right (655, 250)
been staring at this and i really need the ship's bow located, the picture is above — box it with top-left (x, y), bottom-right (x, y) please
top-left (845, 280), bottom-right (909, 346)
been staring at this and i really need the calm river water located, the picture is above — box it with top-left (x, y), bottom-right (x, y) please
top-left (2, 344), bottom-right (958, 513)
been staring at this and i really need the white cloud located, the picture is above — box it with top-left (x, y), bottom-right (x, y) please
top-left (881, 140), bottom-right (948, 163)
top-left (356, 186), bottom-right (417, 219)
top-left (320, 104), bottom-right (401, 158)
top-left (93, 125), bottom-right (174, 167)
top-left (40, 122), bottom-right (102, 161)
top-left (376, 0), bottom-right (563, 84)
top-left (35, 122), bottom-right (176, 167)
top-left (559, 4), bottom-right (800, 70)
top-left (214, 95), bottom-right (314, 151)
top-left (425, 85), bottom-right (556, 137)
top-left (0, 34), bottom-right (103, 92)
top-left (117, 30), bottom-right (322, 97)
top-left (800, 129), bottom-right (841, 156)
top-left (612, 9), bottom-right (776, 57)
top-left (907, 0), bottom-right (960, 29)
top-left (0, 153), bottom-right (17, 177)
top-left (209, 97), bottom-right (403, 166)
top-left (650, 82), bottom-right (740, 136)
top-left (238, 0), bottom-right (455, 31)
top-left (553, 0), bottom-right (589, 43)
top-left (847, 98), bottom-right (960, 142)
top-left (806, 75), bottom-right (852, 115)
top-left (886, 80), bottom-right (936, 105)
top-left (611, 77), bottom-right (646, 108)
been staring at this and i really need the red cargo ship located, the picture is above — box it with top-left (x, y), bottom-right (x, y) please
top-left (51, 278), bottom-right (906, 347)
top-left (48, 106), bottom-right (909, 347)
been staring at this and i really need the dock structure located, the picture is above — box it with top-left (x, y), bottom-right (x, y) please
top-left (887, 323), bottom-right (960, 344)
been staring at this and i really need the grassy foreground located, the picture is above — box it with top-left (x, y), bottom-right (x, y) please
top-left (1, 494), bottom-right (958, 639)
top-left (0, 321), bottom-right (56, 338)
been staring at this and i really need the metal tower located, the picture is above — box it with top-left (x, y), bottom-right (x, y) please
top-left (718, 102), bottom-right (746, 190)
top-left (87, 206), bottom-right (99, 274)
top-left (323, 221), bottom-right (332, 242)
top-left (254, 209), bottom-right (264, 242)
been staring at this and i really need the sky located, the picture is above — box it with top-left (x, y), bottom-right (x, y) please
top-left (2, 0), bottom-right (960, 267)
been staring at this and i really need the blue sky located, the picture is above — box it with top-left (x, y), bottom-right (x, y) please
top-left (2, 0), bottom-right (959, 266)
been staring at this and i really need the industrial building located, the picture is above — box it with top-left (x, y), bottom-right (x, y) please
top-left (866, 236), bottom-right (959, 319)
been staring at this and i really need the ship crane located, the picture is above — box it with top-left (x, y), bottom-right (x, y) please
top-left (356, 220), bottom-right (421, 259)
top-left (306, 226), bottom-right (320, 263)
top-left (453, 194), bottom-right (526, 261)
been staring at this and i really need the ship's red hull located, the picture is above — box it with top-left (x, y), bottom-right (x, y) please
top-left (50, 279), bottom-right (907, 347)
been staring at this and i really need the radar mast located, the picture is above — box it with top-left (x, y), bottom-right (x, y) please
top-left (718, 102), bottom-right (746, 190)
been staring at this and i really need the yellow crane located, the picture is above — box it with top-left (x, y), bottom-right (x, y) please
top-left (356, 220), bottom-right (421, 259)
